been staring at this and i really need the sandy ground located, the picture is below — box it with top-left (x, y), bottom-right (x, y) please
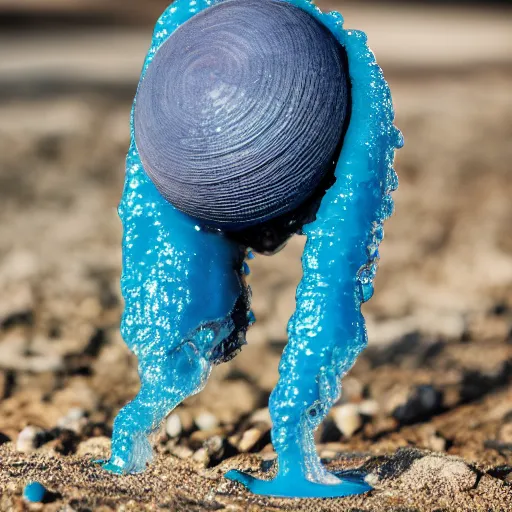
top-left (0, 2), bottom-right (511, 510)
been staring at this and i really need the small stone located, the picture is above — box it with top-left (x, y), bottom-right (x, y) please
top-left (165, 413), bottom-right (182, 438)
top-left (78, 297), bottom-right (101, 320)
top-left (195, 411), bottom-right (219, 431)
top-left (204, 435), bottom-right (225, 459)
top-left (52, 377), bottom-right (98, 412)
top-left (189, 428), bottom-right (226, 449)
top-left (427, 434), bottom-right (447, 453)
top-left (358, 399), bottom-right (380, 417)
top-left (0, 370), bottom-right (6, 399)
top-left (171, 445), bottom-right (193, 459)
top-left (261, 445), bottom-right (276, 457)
top-left (23, 481), bottom-right (47, 503)
top-left (363, 416), bottom-right (398, 438)
top-left (249, 408), bottom-right (271, 428)
top-left (319, 448), bottom-right (338, 460)
top-left (0, 283), bottom-right (34, 327)
top-left (16, 426), bottom-right (42, 453)
top-left (238, 427), bottom-right (264, 452)
top-left (204, 434), bottom-right (224, 452)
top-left (192, 447), bottom-right (209, 464)
top-left (332, 404), bottom-right (362, 438)
top-left (57, 407), bottom-right (86, 433)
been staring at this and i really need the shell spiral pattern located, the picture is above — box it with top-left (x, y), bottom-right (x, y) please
top-left (134, 0), bottom-right (349, 229)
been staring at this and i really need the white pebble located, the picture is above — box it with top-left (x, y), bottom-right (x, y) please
top-left (192, 447), bottom-right (209, 464)
top-left (195, 411), bottom-right (219, 431)
top-left (16, 426), bottom-right (42, 453)
top-left (165, 413), bottom-right (182, 438)
top-left (57, 407), bottom-right (86, 433)
top-left (358, 399), bottom-right (380, 417)
top-left (238, 428), bottom-right (263, 452)
top-left (249, 408), bottom-right (271, 427)
top-left (332, 404), bottom-right (362, 438)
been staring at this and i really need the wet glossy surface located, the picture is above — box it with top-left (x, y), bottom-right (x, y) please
top-left (104, 0), bottom-right (402, 498)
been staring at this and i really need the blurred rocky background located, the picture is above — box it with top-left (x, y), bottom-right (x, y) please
top-left (0, 0), bottom-right (511, 510)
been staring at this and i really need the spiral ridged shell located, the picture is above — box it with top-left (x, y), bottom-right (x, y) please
top-left (134, 0), bottom-right (349, 229)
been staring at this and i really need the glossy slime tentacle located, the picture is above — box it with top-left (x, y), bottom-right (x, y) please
top-left (102, 10), bottom-right (252, 469)
top-left (105, 142), bottom-right (249, 474)
top-left (227, 1), bottom-right (402, 498)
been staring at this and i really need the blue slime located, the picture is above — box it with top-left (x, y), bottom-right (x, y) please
top-left (23, 482), bottom-right (47, 503)
top-left (102, 0), bottom-right (403, 499)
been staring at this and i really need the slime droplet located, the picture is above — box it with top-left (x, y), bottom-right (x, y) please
top-left (23, 482), bottom-right (47, 503)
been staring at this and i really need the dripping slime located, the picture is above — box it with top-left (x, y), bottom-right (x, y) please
top-left (101, 0), bottom-right (403, 499)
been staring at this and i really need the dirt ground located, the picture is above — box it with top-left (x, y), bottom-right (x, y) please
top-left (0, 2), bottom-right (511, 511)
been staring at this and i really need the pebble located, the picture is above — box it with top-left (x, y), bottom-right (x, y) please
top-left (319, 417), bottom-right (342, 443)
top-left (332, 404), bottom-right (362, 438)
top-left (195, 411), bottom-right (219, 431)
top-left (57, 407), bottom-right (86, 433)
top-left (16, 426), bottom-right (43, 453)
top-left (165, 413), bottom-right (182, 438)
top-left (260, 445), bottom-right (276, 457)
top-left (418, 426), bottom-right (447, 452)
top-left (190, 428), bottom-right (226, 449)
top-left (249, 408), bottom-right (272, 428)
top-left (358, 399), bottom-right (380, 417)
top-left (171, 445), bottom-right (193, 459)
top-left (82, 422), bottom-right (111, 438)
top-left (204, 435), bottom-right (225, 460)
top-left (427, 434), bottom-right (447, 453)
top-left (52, 378), bottom-right (99, 412)
top-left (319, 448), bottom-right (338, 460)
top-left (238, 427), bottom-right (265, 452)
top-left (192, 447), bottom-right (209, 464)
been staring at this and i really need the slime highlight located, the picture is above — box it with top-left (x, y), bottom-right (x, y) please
top-left (102, 0), bottom-right (403, 499)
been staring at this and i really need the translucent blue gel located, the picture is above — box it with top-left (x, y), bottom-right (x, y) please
top-left (103, 0), bottom-right (402, 499)
top-left (226, 0), bottom-right (402, 498)
top-left (98, 0), bottom-right (251, 475)
top-left (23, 482), bottom-right (47, 503)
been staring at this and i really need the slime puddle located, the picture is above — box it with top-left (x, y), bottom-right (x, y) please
top-left (103, 0), bottom-right (402, 499)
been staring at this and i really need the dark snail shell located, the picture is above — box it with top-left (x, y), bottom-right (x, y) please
top-left (134, 0), bottom-right (349, 230)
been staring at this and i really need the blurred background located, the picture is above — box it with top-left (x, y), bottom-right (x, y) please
top-left (0, 0), bottom-right (511, 506)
